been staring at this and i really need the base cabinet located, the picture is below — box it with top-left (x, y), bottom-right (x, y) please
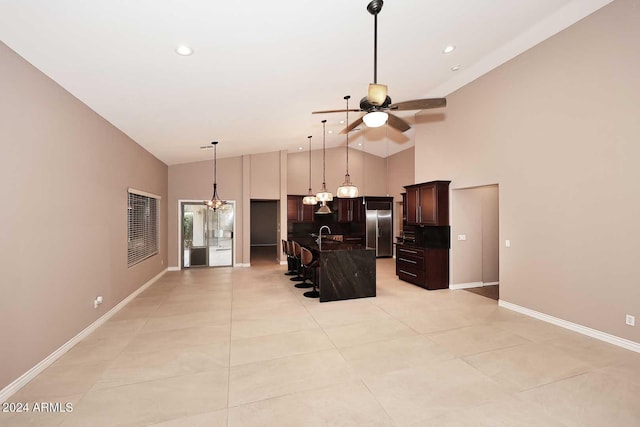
top-left (396, 245), bottom-right (449, 290)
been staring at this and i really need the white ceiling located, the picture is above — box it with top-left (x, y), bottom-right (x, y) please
top-left (0, 0), bottom-right (612, 164)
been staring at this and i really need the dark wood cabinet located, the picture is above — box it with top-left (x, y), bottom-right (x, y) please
top-left (336, 197), bottom-right (363, 223)
top-left (287, 195), bottom-right (314, 223)
top-left (406, 187), bottom-right (419, 224)
top-left (396, 245), bottom-right (449, 290)
top-left (401, 193), bottom-right (407, 223)
top-left (403, 181), bottom-right (450, 226)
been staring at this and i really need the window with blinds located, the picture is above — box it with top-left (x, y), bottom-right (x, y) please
top-left (127, 189), bottom-right (159, 267)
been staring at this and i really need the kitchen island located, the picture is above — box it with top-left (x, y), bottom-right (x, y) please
top-left (292, 236), bottom-right (376, 303)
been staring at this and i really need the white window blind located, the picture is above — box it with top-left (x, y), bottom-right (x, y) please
top-left (127, 189), bottom-right (159, 267)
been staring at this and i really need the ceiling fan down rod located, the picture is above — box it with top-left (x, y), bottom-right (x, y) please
top-left (367, 0), bottom-right (383, 85)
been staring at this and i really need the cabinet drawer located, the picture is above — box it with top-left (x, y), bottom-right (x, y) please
top-left (398, 268), bottom-right (425, 286)
top-left (397, 255), bottom-right (424, 271)
top-left (397, 246), bottom-right (424, 257)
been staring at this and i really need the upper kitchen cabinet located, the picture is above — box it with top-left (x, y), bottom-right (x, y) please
top-left (336, 197), bottom-right (364, 223)
top-left (403, 181), bottom-right (450, 226)
top-left (287, 195), bottom-right (314, 223)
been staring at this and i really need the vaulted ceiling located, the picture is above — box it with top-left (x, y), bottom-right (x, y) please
top-left (0, 0), bottom-right (612, 164)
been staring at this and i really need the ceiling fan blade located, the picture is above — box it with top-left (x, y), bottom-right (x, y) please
top-left (312, 109), bottom-right (361, 114)
top-left (340, 117), bottom-right (364, 134)
top-left (389, 98), bottom-right (447, 111)
top-left (387, 113), bottom-right (411, 133)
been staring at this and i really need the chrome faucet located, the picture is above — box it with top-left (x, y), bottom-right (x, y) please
top-left (317, 225), bottom-right (332, 250)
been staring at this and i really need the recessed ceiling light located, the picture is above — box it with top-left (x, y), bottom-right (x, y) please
top-left (298, 146), bottom-right (303, 150)
top-left (358, 143), bottom-right (362, 146)
top-left (451, 65), bottom-right (461, 71)
top-left (442, 45), bottom-right (455, 54)
top-left (339, 120), bottom-right (345, 124)
top-left (175, 45), bottom-right (193, 56)
top-left (328, 130), bottom-right (334, 134)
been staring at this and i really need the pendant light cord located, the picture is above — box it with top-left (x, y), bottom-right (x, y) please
top-left (345, 95), bottom-right (350, 176)
top-left (307, 136), bottom-right (312, 191)
top-left (322, 120), bottom-right (327, 188)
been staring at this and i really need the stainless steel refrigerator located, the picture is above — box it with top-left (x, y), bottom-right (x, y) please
top-left (365, 200), bottom-right (393, 257)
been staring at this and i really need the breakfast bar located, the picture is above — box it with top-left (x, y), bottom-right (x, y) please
top-left (293, 236), bottom-right (376, 302)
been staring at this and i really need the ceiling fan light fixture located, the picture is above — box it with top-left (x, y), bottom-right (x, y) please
top-left (363, 111), bottom-right (388, 128)
top-left (367, 83), bottom-right (388, 106)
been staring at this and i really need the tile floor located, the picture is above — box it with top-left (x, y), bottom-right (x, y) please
top-left (2, 259), bottom-right (640, 426)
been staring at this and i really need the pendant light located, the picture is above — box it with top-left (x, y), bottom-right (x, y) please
top-left (315, 119), bottom-right (333, 214)
top-left (302, 135), bottom-right (318, 205)
top-left (336, 95), bottom-right (359, 198)
top-left (204, 141), bottom-right (226, 211)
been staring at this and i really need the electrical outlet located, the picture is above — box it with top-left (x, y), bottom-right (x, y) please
top-left (94, 296), bottom-right (104, 309)
top-left (457, 234), bottom-right (467, 241)
top-left (626, 314), bottom-right (635, 326)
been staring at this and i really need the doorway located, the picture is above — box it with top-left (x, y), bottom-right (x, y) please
top-left (250, 200), bottom-right (279, 265)
top-left (450, 185), bottom-right (499, 300)
top-left (181, 201), bottom-right (235, 268)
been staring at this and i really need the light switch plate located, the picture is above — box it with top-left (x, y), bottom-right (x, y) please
top-left (626, 314), bottom-right (635, 326)
top-left (457, 234), bottom-right (467, 241)
top-left (505, 240), bottom-right (511, 247)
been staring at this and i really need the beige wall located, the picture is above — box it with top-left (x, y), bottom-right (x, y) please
top-left (168, 150), bottom-right (287, 267)
top-left (287, 146), bottom-right (389, 196)
top-left (414, 0), bottom-right (639, 343)
top-left (0, 42), bottom-right (168, 390)
top-left (250, 151), bottom-right (281, 199)
top-left (481, 186), bottom-right (499, 283)
top-left (168, 156), bottom-right (244, 267)
top-left (388, 147), bottom-right (415, 239)
top-left (451, 188), bottom-right (483, 285)
top-left (387, 147), bottom-right (415, 201)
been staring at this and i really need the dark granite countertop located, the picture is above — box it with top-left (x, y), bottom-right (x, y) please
top-left (291, 236), bottom-right (368, 253)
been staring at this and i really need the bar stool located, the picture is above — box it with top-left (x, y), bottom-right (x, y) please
top-left (301, 247), bottom-right (320, 298)
top-left (283, 240), bottom-right (296, 276)
top-left (290, 241), bottom-right (307, 283)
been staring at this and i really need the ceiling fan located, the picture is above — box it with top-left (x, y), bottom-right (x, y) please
top-left (312, 0), bottom-right (446, 134)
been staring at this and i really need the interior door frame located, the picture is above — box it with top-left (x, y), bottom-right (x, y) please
top-left (177, 199), bottom-right (237, 270)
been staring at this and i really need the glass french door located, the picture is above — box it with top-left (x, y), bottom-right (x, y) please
top-left (182, 202), bottom-right (234, 268)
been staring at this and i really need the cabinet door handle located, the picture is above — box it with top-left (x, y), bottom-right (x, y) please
top-left (418, 205), bottom-right (422, 222)
top-left (400, 269), bottom-right (417, 277)
top-left (399, 257), bottom-right (417, 264)
top-left (399, 248), bottom-right (418, 254)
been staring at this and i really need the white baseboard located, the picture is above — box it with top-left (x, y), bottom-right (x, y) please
top-left (450, 281), bottom-right (484, 290)
top-left (451, 281), bottom-right (499, 290)
top-left (279, 261), bottom-right (288, 266)
top-left (167, 266), bottom-right (181, 271)
top-left (499, 300), bottom-right (640, 354)
top-left (234, 263), bottom-right (250, 268)
top-left (0, 268), bottom-right (168, 403)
